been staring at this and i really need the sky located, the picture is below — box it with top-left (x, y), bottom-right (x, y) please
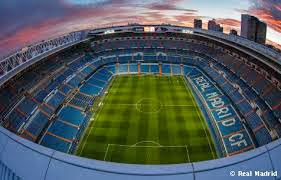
top-left (0, 0), bottom-right (280, 57)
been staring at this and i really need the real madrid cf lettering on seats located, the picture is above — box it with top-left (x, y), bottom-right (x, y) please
top-left (189, 69), bottom-right (254, 156)
top-left (0, 25), bottom-right (280, 180)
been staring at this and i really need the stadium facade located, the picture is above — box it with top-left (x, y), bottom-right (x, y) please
top-left (0, 24), bottom-right (281, 180)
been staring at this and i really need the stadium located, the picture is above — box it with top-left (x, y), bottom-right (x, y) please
top-left (0, 24), bottom-right (281, 179)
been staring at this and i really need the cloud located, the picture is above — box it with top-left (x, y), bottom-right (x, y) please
top-left (0, 0), bottom-right (68, 40)
top-left (216, 18), bottom-right (241, 33)
top-left (247, 0), bottom-right (281, 33)
top-left (266, 39), bottom-right (281, 50)
top-left (216, 18), bottom-right (241, 27)
top-left (0, 0), bottom-right (199, 57)
top-left (146, 3), bottom-right (197, 12)
top-left (1, 0), bottom-right (280, 56)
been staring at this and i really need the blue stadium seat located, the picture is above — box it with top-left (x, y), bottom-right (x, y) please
top-left (140, 64), bottom-right (149, 73)
top-left (236, 99), bottom-right (253, 115)
top-left (143, 55), bottom-right (157, 62)
top-left (118, 64), bottom-right (128, 73)
top-left (26, 111), bottom-right (49, 137)
top-left (87, 77), bottom-right (106, 88)
top-left (105, 65), bottom-right (116, 74)
top-left (75, 93), bottom-right (92, 102)
top-left (59, 85), bottom-right (72, 95)
top-left (48, 120), bottom-right (78, 140)
top-left (81, 66), bottom-right (94, 76)
top-left (183, 66), bottom-right (194, 75)
top-left (231, 90), bottom-right (244, 103)
top-left (255, 128), bottom-right (273, 146)
top-left (157, 54), bottom-right (167, 61)
top-left (58, 106), bottom-right (85, 126)
top-left (263, 87), bottom-right (281, 109)
top-left (6, 111), bottom-right (26, 130)
top-left (168, 56), bottom-right (181, 64)
top-left (151, 65), bottom-right (159, 73)
top-left (129, 64), bottom-right (138, 73)
top-left (162, 64), bottom-right (171, 74)
top-left (46, 92), bottom-right (65, 110)
top-left (253, 79), bottom-right (271, 94)
top-left (80, 83), bottom-right (101, 96)
top-left (67, 76), bottom-right (82, 88)
top-left (17, 98), bottom-right (37, 116)
top-left (172, 65), bottom-right (181, 75)
top-left (40, 134), bottom-right (71, 153)
top-left (70, 98), bottom-right (88, 109)
top-left (246, 112), bottom-right (263, 130)
top-left (221, 82), bottom-right (235, 93)
top-left (119, 56), bottom-right (132, 63)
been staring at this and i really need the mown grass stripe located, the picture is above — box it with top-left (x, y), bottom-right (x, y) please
top-left (77, 75), bottom-right (216, 164)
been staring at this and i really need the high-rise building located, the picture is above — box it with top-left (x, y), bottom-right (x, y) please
top-left (241, 14), bottom-right (257, 41)
top-left (256, 21), bottom-right (267, 44)
top-left (241, 14), bottom-right (267, 44)
top-left (194, 19), bottom-right (202, 29)
top-left (230, 29), bottom-right (238, 35)
top-left (208, 19), bottom-right (223, 32)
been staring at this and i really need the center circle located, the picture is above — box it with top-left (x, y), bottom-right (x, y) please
top-left (136, 98), bottom-right (162, 113)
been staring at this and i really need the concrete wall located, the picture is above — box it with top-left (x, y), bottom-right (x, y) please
top-left (0, 126), bottom-right (280, 180)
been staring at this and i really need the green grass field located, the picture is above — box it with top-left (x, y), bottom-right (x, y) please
top-left (77, 75), bottom-right (217, 164)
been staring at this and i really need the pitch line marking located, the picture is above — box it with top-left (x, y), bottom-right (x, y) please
top-left (131, 141), bottom-right (162, 147)
top-left (104, 143), bottom-right (190, 162)
top-left (111, 145), bottom-right (187, 148)
top-left (108, 103), bottom-right (194, 107)
top-left (185, 145), bottom-right (191, 163)
top-left (135, 98), bottom-right (163, 114)
top-left (109, 143), bottom-right (187, 148)
top-left (181, 76), bottom-right (216, 159)
top-left (104, 144), bottom-right (111, 161)
top-left (79, 77), bottom-right (116, 156)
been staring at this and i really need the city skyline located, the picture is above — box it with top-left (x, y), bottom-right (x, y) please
top-left (0, 0), bottom-right (280, 56)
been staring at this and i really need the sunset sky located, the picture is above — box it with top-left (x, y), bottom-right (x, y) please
top-left (0, 0), bottom-right (280, 57)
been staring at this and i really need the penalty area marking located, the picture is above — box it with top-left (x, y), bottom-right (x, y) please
top-left (104, 141), bottom-right (191, 163)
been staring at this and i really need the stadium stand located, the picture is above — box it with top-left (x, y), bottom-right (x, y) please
top-left (1, 28), bottom-right (281, 175)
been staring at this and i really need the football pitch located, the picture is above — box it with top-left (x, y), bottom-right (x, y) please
top-left (77, 75), bottom-right (217, 164)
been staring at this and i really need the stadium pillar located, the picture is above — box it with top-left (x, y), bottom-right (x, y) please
top-left (138, 62), bottom-right (141, 75)
top-left (116, 63), bottom-right (119, 74)
top-left (181, 64), bottom-right (184, 75)
top-left (159, 63), bottom-right (162, 76)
